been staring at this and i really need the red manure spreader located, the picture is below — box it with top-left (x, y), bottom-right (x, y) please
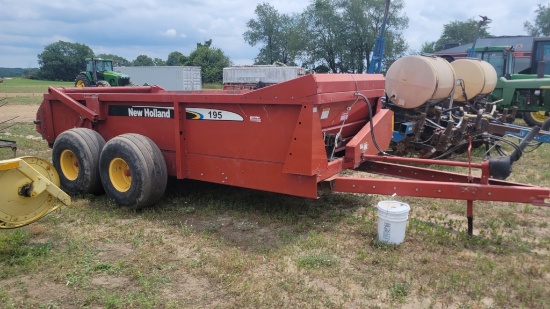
top-left (35, 73), bottom-right (550, 234)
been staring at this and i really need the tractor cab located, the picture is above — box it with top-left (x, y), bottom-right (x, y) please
top-left (530, 37), bottom-right (550, 76)
top-left (473, 46), bottom-right (513, 79)
top-left (87, 58), bottom-right (113, 81)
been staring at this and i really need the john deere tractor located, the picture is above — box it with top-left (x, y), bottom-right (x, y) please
top-left (470, 44), bottom-right (550, 127)
top-left (75, 58), bottom-right (131, 87)
top-left (439, 38), bottom-right (550, 127)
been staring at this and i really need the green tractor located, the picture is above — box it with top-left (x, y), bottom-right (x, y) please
top-left (75, 58), bottom-right (131, 87)
top-left (448, 38), bottom-right (550, 127)
top-left (440, 38), bottom-right (550, 127)
top-left (470, 44), bottom-right (550, 126)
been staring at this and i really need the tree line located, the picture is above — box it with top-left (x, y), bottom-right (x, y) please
top-left (31, 39), bottom-right (231, 83)
top-left (244, 0), bottom-right (409, 73)
top-left (0, 68), bottom-right (38, 78)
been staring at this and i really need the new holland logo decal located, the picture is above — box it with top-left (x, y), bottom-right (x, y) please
top-left (108, 105), bottom-right (174, 118)
top-left (186, 108), bottom-right (243, 121)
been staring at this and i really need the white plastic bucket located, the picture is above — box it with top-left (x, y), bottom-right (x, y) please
top-left (377, 200), bottom-right (411, 245)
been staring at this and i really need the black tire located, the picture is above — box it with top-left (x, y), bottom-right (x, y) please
top-left (52, 128), bottom-right (106, 195)
top-left (96, 80), bottom-right (111, 87)
top-left (523, 111), bottom-right (548, 127)
top-left (99, 134), bottom-right (167, 210)
top-left (75, 74), bottom-right (91, 87)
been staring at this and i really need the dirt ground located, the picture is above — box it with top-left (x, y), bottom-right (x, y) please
top-left (0, 93), bottom-right (43, 97)
top-left (1, 92), bottom-right (43, 123)
top-left (1, 104), bottom-right (39, 122)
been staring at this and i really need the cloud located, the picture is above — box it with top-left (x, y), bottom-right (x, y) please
top-left (403, 0), bottom-right (538, 52)
top-left (0, 0), bottom-right (542, 68)
top-left (161, 29), bottom-right (177, 37)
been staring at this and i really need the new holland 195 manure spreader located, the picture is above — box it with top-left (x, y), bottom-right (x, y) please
top-left (30, 73), bottom-right (550, 234)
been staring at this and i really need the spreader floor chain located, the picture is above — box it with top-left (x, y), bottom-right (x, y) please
top-left (0, 157), bottom-right (70, 229)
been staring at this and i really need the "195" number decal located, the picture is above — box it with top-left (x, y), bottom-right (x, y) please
top-left (186, 108), bottom-right (244, 121)
top-left (208, 111), bottom-right (223, 119)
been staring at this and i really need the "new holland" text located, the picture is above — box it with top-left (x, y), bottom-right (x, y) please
top-left (128, 108), bottom-right (171, 118)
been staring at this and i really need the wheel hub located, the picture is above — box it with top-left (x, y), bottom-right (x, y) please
top-left (60, 149), bottom-right (79, 181)
top-left (109, 158), bottom-right (131, 192)
top-left (530, 111), bottom-right (548, 123)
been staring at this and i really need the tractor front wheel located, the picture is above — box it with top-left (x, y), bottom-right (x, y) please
top-left (52, 128), bottom-right (105, 195)
top-left (99, 134), bottom-right (167, 210)
top-left (75, 74), bottom-right (91, 87)
top-left (523, 111), bottom-right (548, 127)
top-left (96, 80), bottom-right (111, 87)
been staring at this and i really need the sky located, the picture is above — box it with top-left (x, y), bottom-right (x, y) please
top-left (0, 0), bottom-right (545, 68)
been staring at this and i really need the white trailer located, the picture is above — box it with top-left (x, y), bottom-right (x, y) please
top-left (222, 65), bottom-right (307, 90)
top-left (115, 66), bottom-right (202, 90)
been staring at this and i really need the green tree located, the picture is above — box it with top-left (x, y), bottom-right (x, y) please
top-left (302, 0), bottom-right (345, 72)
top-left (423, 18), bottom-right (491, 52)
top-left (132, 55), bottom-right (155, 66)
top-left (255, 13), bottom-right (305, 65)
top-left (187, 40), bottom-right (232, 83)
top-left (37, 41), bottom-right (93, 81)
top-left (381, 28), bottom-right (409, 68)
top-left (96, 53), bottom-right (130, 67)
top-left (244, 3), bottom-right (282, 64)
top-left (153, 58), bottom-right (166, 66)
top-left (340, 0), bottom-right (372, 72)
top-left (339, 0), bottom-right (408, 72)
top-left (420, 41), bottom-right (437, 54)
top-left (524, 4), bottom-right (550, 36)
top-left (300, 0), bottom-right (407, 73)
top-left (166, 51), bottom-right (187, 66)
top-left (23, 68), bottom-right (40, 80)
top-left (244, 3), bottom-right (305, 65)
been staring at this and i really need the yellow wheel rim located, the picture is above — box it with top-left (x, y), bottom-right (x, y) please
top-left (109, 158), bottom-right (131, 192)
top-left (76, 80), bottom-right (85, 87)
top-left (60, 149), bottom-right (79, 181)
top-left (530, 111), bottom-right (548, 124)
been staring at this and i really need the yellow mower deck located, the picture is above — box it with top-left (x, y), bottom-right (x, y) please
top-left (0, 157), bottom-right (70, 229)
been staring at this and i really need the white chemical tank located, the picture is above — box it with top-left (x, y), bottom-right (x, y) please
top-left (451, 59), bottom-right (497, 102)
top-left (385, 55), bottom-right (456, 109)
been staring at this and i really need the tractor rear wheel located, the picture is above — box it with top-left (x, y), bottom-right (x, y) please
top-left (523, 111), bottom-right (548, 127)
top-left (75, 74), bottom-right (91, 87)
top-left (52, 128), bottom-right (106, 195)
top-left (96, 80), bottom-right (111, 87)
top-left (99, 134), bottom-right (167, 210)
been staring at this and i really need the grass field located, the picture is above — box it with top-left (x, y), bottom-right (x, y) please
top-left (0, 79), bottom-right (549, 308)
top-left (0, 78), bottom-right (73, 93)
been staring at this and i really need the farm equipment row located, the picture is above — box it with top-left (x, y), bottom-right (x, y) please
top-left (25, 73), bottom-right (549, 234)
top-left (1, 51), bottom-right (550, 232)
top-left (3, 0), bottom-right (550, 232)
